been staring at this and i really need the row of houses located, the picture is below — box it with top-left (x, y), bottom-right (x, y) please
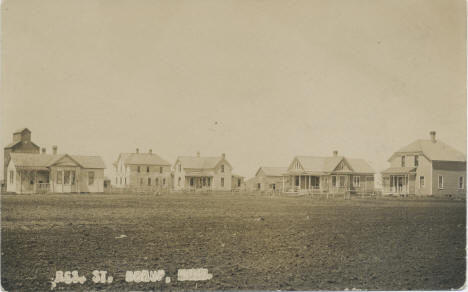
top-left (3, 128), bottom-right (467, 196)
top-left (247, 131), bottom-right (466, 197)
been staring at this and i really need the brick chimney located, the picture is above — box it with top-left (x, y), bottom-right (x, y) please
top-left (136, 148), bottom-right (139, 154)
top-left (41, 148), bottom-right (46, 154)
top-left (52, 145), bottom-right (58, 155)
top-left (221, 153), bottom-right (226, 159)
top-left (197, 151), bottom-right (200, 157)
top-left (333, 150), bottom-right (338, 157)
top-left (149, 149), bottom-right (152, 154)
top-left (430, 131), bottom-right (436, 143)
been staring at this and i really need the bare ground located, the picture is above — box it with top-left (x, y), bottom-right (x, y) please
top-left (1, 193), bottom-right (466, 291)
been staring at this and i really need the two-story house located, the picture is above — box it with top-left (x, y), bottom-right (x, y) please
top-left (284, 151), bottom-right (375, 194)
top-left (381, 131), bottom-right (466, 196)
top-left (173, 152), bottom-right (232, 191)
top-left (113, 149), bottom-right (172, 191)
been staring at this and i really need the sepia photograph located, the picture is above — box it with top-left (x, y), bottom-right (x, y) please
top-left (0, 0), bottom-right (466, 291)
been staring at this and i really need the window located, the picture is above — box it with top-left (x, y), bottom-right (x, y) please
top-left (207, 178), bottom-right (211, 187)
top-left (57, 171), bottom-right (63, 184)
top-left (238, 179), bottom-right (241, 187)
top-left (419, 176), bottom-right (425, 188)
top-left (9, 170), bottom-right (14, 184)
top-left (353, 176), bottom-right (360, 187)
top-left (190, 178), bottom-right (194, 186)
top-left (414, 155), bottom-right (419, 167)
top-left (140, 178), bottom-right (143, 185)
top-left (401, 156), bottom-right (405, 167)
top-left (88, 171), bottom-right (95, 185)
top-left (147, 166), bottom-right (150, 173)
top-left (178, 177), bottom-right (181, 186)
top-left (272, 183), bottom-right (276, 190)
top-left (148, 178), bottom-right (151, 186)
top-left (295, 176), bottom-right (300, 186)
top-left (459, 177), bottom-right (464, 189)
top-left (221, 177), bottom-right (224, 187)
top-left (71, 171), bottom-right (75, 184)
top-left (438, 175), bottom-right (444, 189)
top-left (120, 177), bottom-right (122, 185)
top-left (221, 165), bottom-right (224, 173)
top-left (257, 183), bottom-right (261, 190)
top-left (163, 178), bottom-right (166, 185)
top-left (137, 166), bottom-right (141, 173)
top-left (125, 178), bottom-right (127, 185)
top-left (160, 167), bottom-right (163, 174)
top-left (332, 176), bottom-right (336, 187)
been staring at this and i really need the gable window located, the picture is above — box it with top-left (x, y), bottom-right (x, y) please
top-left (332, 176), bottom-right (337, 187)
top-left (438, 175), bottom-right (444, 189)
top-left (88, 171), bottom-right (95, 185)
top-left (459, 177), bottom-right (464, 189)
top-left (9, 170), bottom-right (14, 184)
top-left (221, 177), bottom-right (225, 187)
top-left (401, 156), bottom-right (405, 167)
top-left (419, 176), bottom-right (425, 188)
top-left (137, 166), bottom-right (141, 173)
top-left (147, 166), bottom-right (150, 173)
top-left (353, 176), bottom-right (360, 187)
top-left (148, 178), bottom-right (151, 186)
top-left (221, 165), bottom-right (224, 173)
top-left (160, 167), bottom-right (163, 174)
top-left (414, 155), bottom-right (419, 167)
top-left (57, 171), bottom-right (63, 184)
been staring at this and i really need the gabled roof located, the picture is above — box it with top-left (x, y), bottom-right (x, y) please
top-left (391, 139), bottom-right (466, 162)
top-left (289, 156), bottom-right (374, 174)
top-left (9, 153), bottom-right (105, 169)
top-left (256, 167), bottom-right (288, 177)
top-left (117, 153), bottom-right (170, 166)
top-left (176, 156), bottom-right (228, 170)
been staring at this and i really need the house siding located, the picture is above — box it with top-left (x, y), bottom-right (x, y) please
top-left (415, 155), bottom-right (432, 195)
top-left (431, 161), bottom-right (466, 197)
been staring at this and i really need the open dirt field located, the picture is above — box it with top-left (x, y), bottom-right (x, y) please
top-left (1, 193), bottom-right (466, 291)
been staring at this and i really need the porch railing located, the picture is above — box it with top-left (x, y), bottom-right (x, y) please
top-left (36, 183), bottom-right (50, 193)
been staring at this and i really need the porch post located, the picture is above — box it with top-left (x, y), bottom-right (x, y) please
top-left (34, 170), bottom-right (37, 193)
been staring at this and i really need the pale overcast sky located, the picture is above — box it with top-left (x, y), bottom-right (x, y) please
top-left (1, 0), bottom-right (466, 179)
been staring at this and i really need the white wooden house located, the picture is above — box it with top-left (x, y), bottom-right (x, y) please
top-left (6, 151), bottom-right (105, 194)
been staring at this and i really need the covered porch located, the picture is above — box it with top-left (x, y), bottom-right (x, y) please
top-left (381, 167), bottom-right (416, 195)
top-left (16, 167), bottom-right (51, 194)
top-left (287, 174), bottom-right (322, 192)
top-left (186, 176), bottom-right (213, 191)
